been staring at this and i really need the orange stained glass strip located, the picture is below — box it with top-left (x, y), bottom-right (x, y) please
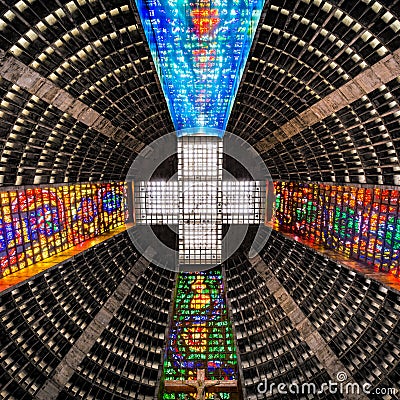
top-left (0, 225), bottom-right (129, 293)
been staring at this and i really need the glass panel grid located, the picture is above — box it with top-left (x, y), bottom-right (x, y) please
top-left (162, 269), bottom-right (237, 399)
top-left (135, 181), bottom-right (179, 224)
top-left (135, 0), bottom-right (265, 133)
top-left (135, 180), bottom-right (265, 225)
top-left (0, 182), bottom-right (125, 278)
top-left (274, 182), bottom-right (400, 275)
top-left (178, 136), bottom-right (223, 265)
top-left (222, 181), bottom-right (265, 224)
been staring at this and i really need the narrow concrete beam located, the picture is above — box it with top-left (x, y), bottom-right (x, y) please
top-left (35, 257), bottom-right (149, 400)
top-left (0, 51), bottom-right (144, 153)
top-left (255, 48), bottom-right (400, 153)
top-left (250, 255), bottom-right (369, 400)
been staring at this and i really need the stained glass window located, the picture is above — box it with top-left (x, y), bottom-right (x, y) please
top-left (0, 182), bottom-right (126, 278)
top-left (274, 182), bottom-right (400, 276)
top-left (162, 269), bottom-right (237, 399)
top-left (135, 0), bottom-right (264, 134)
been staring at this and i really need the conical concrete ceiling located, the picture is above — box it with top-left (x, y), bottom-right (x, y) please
top-left (0, 0), bottom-right (399, 186)
top-left (0, 1), bottom-right (399, 400)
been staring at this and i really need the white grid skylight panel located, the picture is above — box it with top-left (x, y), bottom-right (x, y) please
top-left (178, 136), bottom-right (223, 266)
top-left (181, 182), bottom-right (219, 217)
top-left (135, 137), bottom-right (264, 265)
top-left (222, 181), bottom-right (265, 224)
top-left (179, 223), bottom-right (222, 264)
top-left (178, 137), bottom-right (221, 180)
top-left (135, 181), bottom-right (179, 224)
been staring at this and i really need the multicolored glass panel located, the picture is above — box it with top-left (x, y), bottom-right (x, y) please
top-left (0, 182), bottom-right (125, 278)
top-left (162, 269), bottom-right (237, 399)
top-left (274, 182), bottom-right (400, 276)
top-left (135, 0), bottom-right (264, 134)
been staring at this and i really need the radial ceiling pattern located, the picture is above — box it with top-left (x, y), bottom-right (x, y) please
top-left (0, 0), bottom-right (399, 187)
top-left (228, 0), bottom-right (400, 186)
top-left (0, 0), bottom-right (174, 186)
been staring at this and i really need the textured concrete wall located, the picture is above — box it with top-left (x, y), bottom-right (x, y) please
top-left (255, 49), bottom-right (400, 153)
top-left (0, 51), bottom-right (144, 153)
top-left (35, 257), bottom-right (149, 400)
top-left (250, 254), bottom-right (369, 400)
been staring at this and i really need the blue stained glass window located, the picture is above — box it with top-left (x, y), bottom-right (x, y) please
top-left (135, 0), bottom-right (264, 136)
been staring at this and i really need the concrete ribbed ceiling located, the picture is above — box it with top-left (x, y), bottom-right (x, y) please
top-left (0, 0), bottom-right (399, 186)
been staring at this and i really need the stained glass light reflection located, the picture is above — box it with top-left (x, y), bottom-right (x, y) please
top-left (135, 0), bottom-right (264, 135)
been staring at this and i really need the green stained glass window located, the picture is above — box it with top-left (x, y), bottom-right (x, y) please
top-left (161, 268), bottom-right (237, 399)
